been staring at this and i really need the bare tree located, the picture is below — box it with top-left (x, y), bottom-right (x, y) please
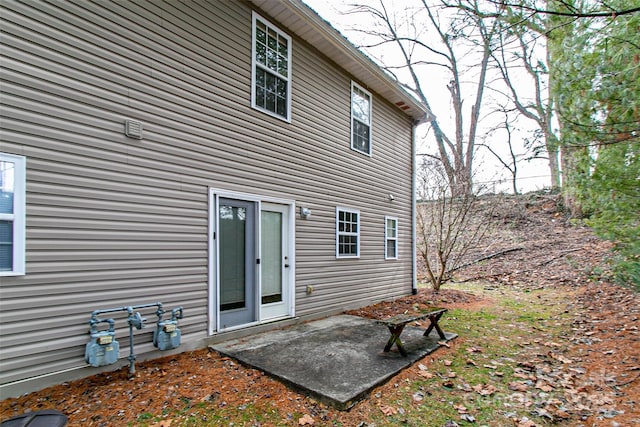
top-left (416, 157), bottom-right (495, 291)
top-left (490, 23), bottom-right (561, 188)
top-left (478, 107), bottom-right (522, 194)
top-left (348, 0), bottom-right (504, 194)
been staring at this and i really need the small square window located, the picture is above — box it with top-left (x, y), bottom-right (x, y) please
top-left (336, 207), bottom-right (360, 258)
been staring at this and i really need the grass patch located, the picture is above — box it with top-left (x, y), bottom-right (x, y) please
top-left (362, 283), bottom-right (574, 427)
top-left (137, 403), bottom-right (283, 427)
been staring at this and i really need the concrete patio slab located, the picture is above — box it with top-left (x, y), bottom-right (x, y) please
top-left (211, 315), bottom-right (456, 409)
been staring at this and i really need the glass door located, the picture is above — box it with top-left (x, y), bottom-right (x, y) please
top-left (260, 203), bottom-right (290, 320)
top-left (209, 192), bottom-right (293, 333)
top-left (218, 198), bottom-right (256, 328)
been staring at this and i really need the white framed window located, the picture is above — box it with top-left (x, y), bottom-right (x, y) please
top-left (385, 216), bottom-right (398, 260)
top-left (0, 153), bottom-right (26, 276)
top-left (351, 81), bottom-right (372, 155)
top-left (336, 207), bottom-right (360, 258)
top-left (252, 12), bottom-right (292, 122)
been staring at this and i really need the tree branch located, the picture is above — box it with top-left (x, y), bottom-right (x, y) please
top-left (446, 247), bottom-right (525, 275)
top-left (486, 1), bottom-right (640, 18)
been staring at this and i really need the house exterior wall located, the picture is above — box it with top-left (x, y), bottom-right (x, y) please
top-left (0, 0), bottom-right (416, 396)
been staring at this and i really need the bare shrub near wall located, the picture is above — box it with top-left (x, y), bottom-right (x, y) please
top-left (416, 158), bottom-right (499, 291)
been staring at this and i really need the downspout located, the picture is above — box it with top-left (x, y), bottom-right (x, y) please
top-left (411, 119), bottom-right (419, 295)
top-left (411, 109), bottom-right (434, 294)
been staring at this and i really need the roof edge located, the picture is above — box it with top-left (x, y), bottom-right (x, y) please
top-left (249, 0), bottom-right (435, 122)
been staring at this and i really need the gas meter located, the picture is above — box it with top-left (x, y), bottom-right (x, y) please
top-left (153, 307), bottom-right (183, 351)
top-left (85, 318), bottom-right (119, 367)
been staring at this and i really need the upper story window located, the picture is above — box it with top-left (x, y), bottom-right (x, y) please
top-left (0, 153), bottom-right (26, 276)
top-left (336, 207), bottom-right (360, 258)
top-left (351, 82), bottom-right (372, 155)
top-left (252, 12), bottom-right (292, 122)
top-left (385, 216), bottom-right (398, 260)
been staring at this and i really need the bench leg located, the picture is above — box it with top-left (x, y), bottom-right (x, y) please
top-left (423, 312), bottom-right (447, 339)
top-left (384, 325), bottom-right (408, 356)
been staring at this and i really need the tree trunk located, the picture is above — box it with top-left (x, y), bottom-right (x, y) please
top-left (547, 143), bottom-right (561, 189)
top-left (545, 44), bottom-right (562, 189)
top-left (560, 143), bottom-right (588, 217)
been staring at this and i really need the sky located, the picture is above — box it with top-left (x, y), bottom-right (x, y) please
top-left (302, 0), bottom-right (553, 194)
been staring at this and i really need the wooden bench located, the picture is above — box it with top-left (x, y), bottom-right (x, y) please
top-left (376, 308), bottom-right (448, 357)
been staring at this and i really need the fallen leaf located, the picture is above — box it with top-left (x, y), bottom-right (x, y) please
top-left (532, 407), bottom-right (552, 420)
top-left (548, 352), bottom-right (572, 364)
top-left (509, 381), bottom-right (529, 392)
top-left (453, 404), bottom-right (468, 414)
top-left (418, 371), bottom-right (434, 379)
top-left (466, 359), bottom-right (477, 366)
top-left (518, 361), bottom-right (536, 371)
top-left (380, 405), bottom-right (397, 416)
top-left (517, 417), bottom-right (537, 427)
top-left (444, 360), bottom-right (453, 366)
top-left (513, 371), bottom-right (534, 380)
top-left (298, 414), bottom-right (315, 425)
top-left (460, 383), bottom-right (472, 392)
top-left (150, 421), bottom-right (172, 427)
top-left (472, 384), bottom-right (497, 396)
top-left (535, 381), bottom-right (553, 392)
top-left (552, 409), bottom-right (570, 419)
top-left (460, 414), bottom-right (476, 423)
top-left (439, 341), bottom-right (451, 348)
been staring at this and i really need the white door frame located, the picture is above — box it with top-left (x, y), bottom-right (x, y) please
top-left (208, 188), bottom-right (295, 334)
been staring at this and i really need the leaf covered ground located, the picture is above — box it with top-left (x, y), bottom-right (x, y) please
top-left (1, 193), bottom-right (638, 426)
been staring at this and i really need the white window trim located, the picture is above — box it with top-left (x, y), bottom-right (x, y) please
top-left (336, 206), bottom-right (360, 259)
top-left (251, 11), bottom-right (292, 122)
top-left (385, 216), bottom-right (398, 260)
top-left (350, 81), bottom-right (372, 156)
top-left (0, 153), bottom-right (26, 276)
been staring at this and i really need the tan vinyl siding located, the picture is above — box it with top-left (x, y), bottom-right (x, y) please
top-left (0, 0), bottom-right (416, 392)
